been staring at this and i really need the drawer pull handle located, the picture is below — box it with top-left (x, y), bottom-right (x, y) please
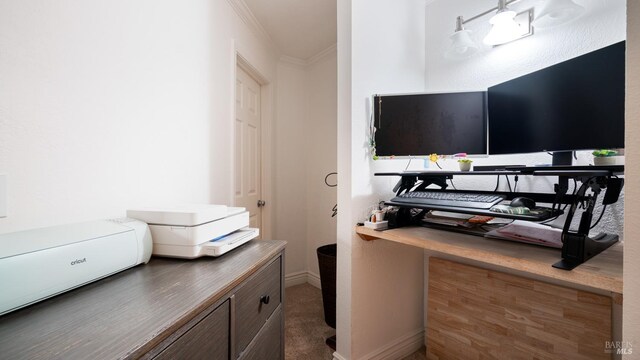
top-left (260, 295), bottom-right (270, 305)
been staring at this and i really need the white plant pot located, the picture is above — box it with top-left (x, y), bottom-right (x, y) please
top-left (459, 162), bottom-right (472, 171)
top-left (594, 157), bottom-right (616, 166)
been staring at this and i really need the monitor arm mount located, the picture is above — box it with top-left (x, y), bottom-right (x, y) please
top-left (393, 175), bottom-right (451, 195)
top-left (553, 175), bottom-right (623, 270)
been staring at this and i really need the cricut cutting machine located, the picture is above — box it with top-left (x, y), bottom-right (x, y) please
top-left (127, 204), bottom-right (258, 259)
top-left (0, 218), bottom-right (152, 316)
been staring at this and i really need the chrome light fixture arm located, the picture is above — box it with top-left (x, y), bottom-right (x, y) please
top-left (458, 0), bottom-right (521, 27)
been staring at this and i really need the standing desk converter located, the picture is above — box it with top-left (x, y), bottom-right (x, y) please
top-left (377, 165), bottom-right (624, 270)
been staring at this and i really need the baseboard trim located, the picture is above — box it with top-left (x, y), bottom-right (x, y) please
top-left (284, 271), bottom-right (308, 288)
top-left (362, 328), bottom-right (425, 360)
top-left (285, 271), bottom-right (322, 289)
top-left (307, 271), bottom-right (321, 289)
top-left (333, 352), bottom-right (347, 360)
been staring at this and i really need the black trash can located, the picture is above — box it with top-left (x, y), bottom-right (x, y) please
top-left (317, 244), bottom-right (336, 329)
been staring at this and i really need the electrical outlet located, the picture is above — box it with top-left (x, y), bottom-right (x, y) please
top-left (0, 175), bottom-right (6, 218)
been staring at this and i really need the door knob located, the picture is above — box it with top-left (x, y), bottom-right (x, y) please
top-left (257, 200), bottom-right (266, 207)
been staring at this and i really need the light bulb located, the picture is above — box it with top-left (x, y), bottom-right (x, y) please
top-left (483, 10), bottom-right (522, 45)
top-left (446, 29), bottom-right (479, 60)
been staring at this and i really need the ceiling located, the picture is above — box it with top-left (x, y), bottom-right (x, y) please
top-left (243, 0), bottom-right (337, 61)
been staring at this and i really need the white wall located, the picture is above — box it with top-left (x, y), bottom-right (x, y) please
top-left (0, 0), bottom-right (279, 233)
top-left (336, 0), bottom-right (353, 356)
top-left (337, 0), bottom-right (427, 358)
top-left (305, 52), bottom-right (339, 279)
top-left (274, 50), bottom-right (338, 281)
top-left (275, 61), bottom-right (309, 276)
top-left (623, 1), bottom-right (640, 356)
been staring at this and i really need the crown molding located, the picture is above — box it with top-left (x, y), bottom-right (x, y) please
top-left (279, 43), bottom-right (337, 68)
top-left (226, 0), bottom-right (280, 53)
top-left (307, 43), bottom-right (337, 66)
top-left (279, 55), bottom-right (308, 67)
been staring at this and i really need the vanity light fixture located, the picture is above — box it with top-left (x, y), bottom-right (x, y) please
top-left (534, 0), bottom-right (585, 29)
top-left (447, 0), bottom-right (533, 59)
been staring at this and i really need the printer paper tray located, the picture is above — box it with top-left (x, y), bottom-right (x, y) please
top-left (152, 228), bottom-right (259, 259)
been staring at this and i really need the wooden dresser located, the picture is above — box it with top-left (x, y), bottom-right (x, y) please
top-left (0, 240), bottom-right (286, 360)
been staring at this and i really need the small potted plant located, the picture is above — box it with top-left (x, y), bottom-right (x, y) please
top-left (592, 149), bottom-right (618, 166)
top-left (458, 158), bottom-right (473, 171)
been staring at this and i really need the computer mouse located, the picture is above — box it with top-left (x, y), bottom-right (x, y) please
top-left (510, 197), bottom-right (536, 209)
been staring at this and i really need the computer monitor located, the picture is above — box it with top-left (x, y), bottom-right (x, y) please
top-left (488, 41), bottom-right (625, 164)
top-left (373, 92), bottom-right (487, 157)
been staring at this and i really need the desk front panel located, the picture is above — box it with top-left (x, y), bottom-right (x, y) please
top-left (427, 258), bottom-right (612, 360)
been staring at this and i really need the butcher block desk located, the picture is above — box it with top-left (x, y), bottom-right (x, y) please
top-left (0, 240), bottom-right (286, 360)
top-left (357, 226), bottom-right (623, 359)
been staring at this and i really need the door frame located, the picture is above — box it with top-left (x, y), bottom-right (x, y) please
top-left (230, 41), bottom-right (274, 240)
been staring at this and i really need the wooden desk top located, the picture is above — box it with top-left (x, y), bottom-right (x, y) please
top-left (357, 226), bottom-right (623, 294)
top-left (0, 240), bottom-right (286, 360)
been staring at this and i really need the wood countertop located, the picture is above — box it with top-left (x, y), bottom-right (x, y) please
top-left (0, 240), bottom-right (286, 360)
top-left (357, 226), bottom-right (622, 294)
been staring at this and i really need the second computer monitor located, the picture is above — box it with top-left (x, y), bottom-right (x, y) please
top-left (488, 41), bottom-right (625, 158)
top-left (373, 91), bottom-right (487, 157)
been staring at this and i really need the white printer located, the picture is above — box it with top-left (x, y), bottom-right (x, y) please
top-left (0, 218), bottom-right (152, 316)
top-left (127, 204), bottom-right (259, 259)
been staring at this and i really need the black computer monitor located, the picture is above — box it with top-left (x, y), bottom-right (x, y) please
top-left (373, 92), bottom-right (487, 157)
top-left (488, 41), bottom-right (625, 164)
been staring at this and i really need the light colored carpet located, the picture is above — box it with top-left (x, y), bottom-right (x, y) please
top-left (284, 283), bottom-right (426, 360)
top-left (285, 283), bottom-right (335, 360)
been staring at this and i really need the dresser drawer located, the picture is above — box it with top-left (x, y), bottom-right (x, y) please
top-left (154, 300), bottom-right (229, 360)
top-left (235, 257), bottom-right (281, 357)
top-left (239, 306), bottom-right (282, 360)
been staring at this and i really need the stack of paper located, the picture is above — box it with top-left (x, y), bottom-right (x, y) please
top-left (423, 211), bottom-right (475, 228)
top-left (485, 220), bottom-right (563, 248)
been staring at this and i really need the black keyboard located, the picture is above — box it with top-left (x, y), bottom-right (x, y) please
top-left (391, 191), bottom-right (506, 209)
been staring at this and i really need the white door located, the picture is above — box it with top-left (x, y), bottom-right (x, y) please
top-left (235, 65), bottom-right (262, 232)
